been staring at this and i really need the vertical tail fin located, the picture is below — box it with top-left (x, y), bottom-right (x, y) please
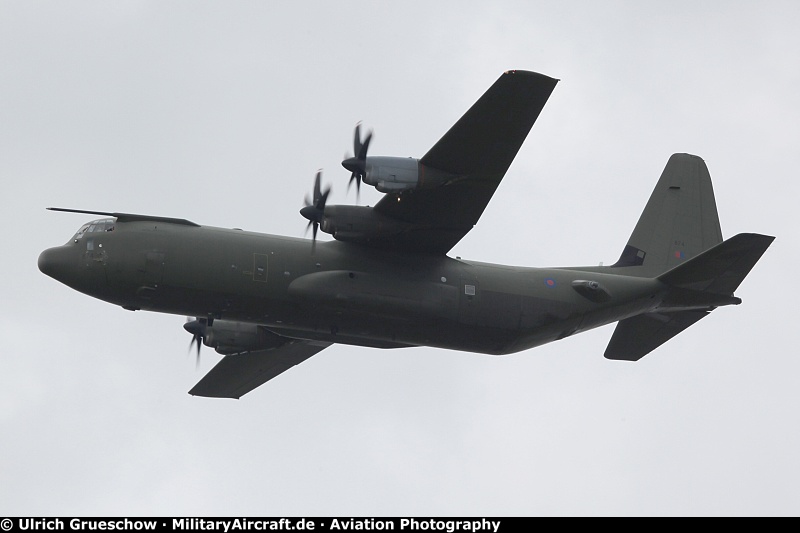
top-left (611, 154), bottom-right (722, 277)
top-left (604, 154), bottom-right (774, 361)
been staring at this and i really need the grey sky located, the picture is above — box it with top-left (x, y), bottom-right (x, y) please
top-left (2, 0), bottom-right (798, 516)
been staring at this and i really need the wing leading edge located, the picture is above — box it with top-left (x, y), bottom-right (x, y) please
top-left (189, 340), bottom-right (332, 399)
top-left (372, 70), bottom-right (558, 253)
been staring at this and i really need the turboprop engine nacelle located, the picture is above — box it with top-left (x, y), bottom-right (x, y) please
top-left (190, 319), bottom-right (288, 355)
top-left (362, 156), bottom-right (419, 192)
top-left (318, 204), bottom-right (409, 244)
top-left (362, 157), bottom-right (454, 192)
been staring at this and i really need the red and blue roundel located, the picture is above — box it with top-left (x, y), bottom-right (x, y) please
top-left (544, 278), bottom-right (557, 288)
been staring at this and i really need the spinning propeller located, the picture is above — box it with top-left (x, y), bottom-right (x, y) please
top-left (341, 122), bottom-right (372, 201)
top-left (184, 317), bottom-right (208, 368)
top-left (299, 170), bottom-right (330, 251)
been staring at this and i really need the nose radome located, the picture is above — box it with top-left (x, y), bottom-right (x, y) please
top-left (38, 246), bottom-right (76, 285)
top-left (38, 247), bottom-right (58, 277)
top-left (39, 244), bottom-right (108, 296)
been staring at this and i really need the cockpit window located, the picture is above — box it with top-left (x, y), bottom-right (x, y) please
top-left (73, 224), bottom-right (90, 241)
top-left (73, 218), bottom-right (115, 242)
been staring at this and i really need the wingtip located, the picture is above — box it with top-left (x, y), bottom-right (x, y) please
top-left (188, 390), bottom-right (241, 400)
top-left (503, 69), bottom-right (560, 82)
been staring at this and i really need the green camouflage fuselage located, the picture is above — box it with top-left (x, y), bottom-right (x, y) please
top-left (40, 218), bottom-right (663, 355)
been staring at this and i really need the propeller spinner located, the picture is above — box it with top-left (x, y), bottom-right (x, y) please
top-left (299, 170), bottom-right (331, 251)
top-left (342, 122), bottom-right (372, 201)
top-left (184, 317), bottom-right (208, 368)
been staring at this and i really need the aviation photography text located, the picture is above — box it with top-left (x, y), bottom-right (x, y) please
top-left (6, 519), bottom-right (504, 533)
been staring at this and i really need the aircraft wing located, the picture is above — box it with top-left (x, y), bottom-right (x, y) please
top-left (372, 70), bottom-right (558, 253)
top-left (188, 340), bottom-right (332, 399)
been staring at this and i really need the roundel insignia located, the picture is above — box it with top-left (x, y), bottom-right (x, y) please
top-left (544, 278), bottom-right (557, 288)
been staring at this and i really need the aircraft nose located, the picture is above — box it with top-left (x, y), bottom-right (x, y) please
top-left (39, 243), bottom-right (109, 296)
top-left (38, 245), bottom-right (84, 287)
top-left (38, 247), bottom-right (60, 278)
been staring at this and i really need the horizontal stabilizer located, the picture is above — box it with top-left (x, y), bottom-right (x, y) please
top-left (604, 311), bottom-right (709, 361)
top-left (607, 233), bottom-right (774, 361)
top-left (189, 341), bottom-right (331, 399)
top-left (658, 233), bottom-right (775, 294)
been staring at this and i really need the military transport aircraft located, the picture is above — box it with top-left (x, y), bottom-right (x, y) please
top-left (38, 70), bottom-right (774, 399)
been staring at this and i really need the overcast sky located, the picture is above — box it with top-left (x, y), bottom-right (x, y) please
top-left (2, 0), bottom-right (799, 517)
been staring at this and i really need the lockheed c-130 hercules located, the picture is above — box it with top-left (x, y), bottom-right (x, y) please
top-left (38, 70), bottom-right (774, 399)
